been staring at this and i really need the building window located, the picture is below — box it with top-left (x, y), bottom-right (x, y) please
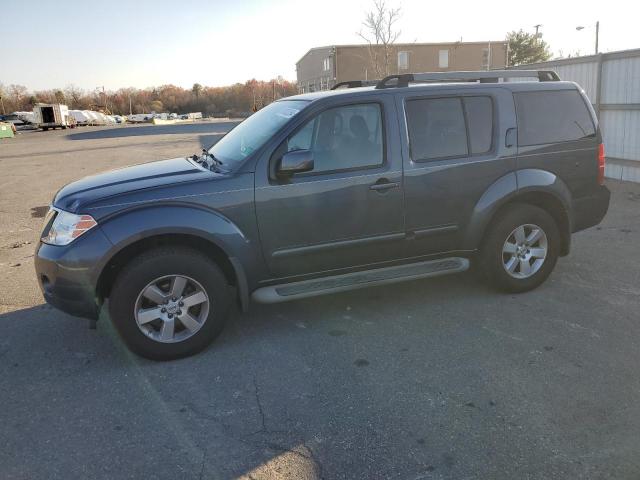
top-left (398, 51), bottom-right (409, 70)
top-left (438, 49), bottom-right (449, 68)
top-left (482, 48), bottom-right (490, 69)
top-left (323, 57), bottom-right (331, 71)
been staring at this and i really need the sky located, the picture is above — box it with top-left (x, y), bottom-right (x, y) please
top-left (1, 0), bottom-right (637, 92)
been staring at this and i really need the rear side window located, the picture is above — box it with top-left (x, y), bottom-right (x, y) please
top-left (405, 96), bottom-right (493, 161)
top-left (515, 90), bottom-right (596, 146)
top-left (406, 98), bottom-right (468, 161)
top-left (464, 97), bottom-right (493, 154)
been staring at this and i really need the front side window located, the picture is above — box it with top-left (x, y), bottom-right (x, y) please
top-left (406, 97), bottom-right (468, 161)
top-left (286, 103), bottom-right (384, 174)
top-left (515, 90), bottom-right (596, 146)
top-left (208, 100), bottom-right (308, 168)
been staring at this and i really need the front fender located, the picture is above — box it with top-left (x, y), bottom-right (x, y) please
top-left (463, 169), bottom-right (573, 250)
top-left (95, 205), bottom-right (265, 298)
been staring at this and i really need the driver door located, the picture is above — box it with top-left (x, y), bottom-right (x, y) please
top-left (255, 97), bottom-right (405, 279)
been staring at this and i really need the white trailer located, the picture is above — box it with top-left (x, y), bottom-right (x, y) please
top-left (33, 104), bottom-right (75, 130)
top-left (127, 113), bottom-right (153, 123)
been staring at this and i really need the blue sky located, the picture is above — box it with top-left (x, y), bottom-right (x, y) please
top-left (1, 0), bottom-right (635, 91)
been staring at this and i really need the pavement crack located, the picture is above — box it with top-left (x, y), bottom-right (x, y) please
top-left (198, 450), bottom-right (206, 480)
top-left (253, 375), bottom-right (267, 433)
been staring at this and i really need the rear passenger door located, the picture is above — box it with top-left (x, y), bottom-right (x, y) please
top-left (396, 87), bottom-right (517, 256)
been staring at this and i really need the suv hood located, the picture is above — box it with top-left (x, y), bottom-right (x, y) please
top-left (53, 157), bottom-right (216, 212)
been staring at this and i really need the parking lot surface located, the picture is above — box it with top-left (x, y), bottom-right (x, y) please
top-left (1, 124), bottom-right (640, 479)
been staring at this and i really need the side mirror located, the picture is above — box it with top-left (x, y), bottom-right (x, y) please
top-left (277, 150), bottom-right (314, 176)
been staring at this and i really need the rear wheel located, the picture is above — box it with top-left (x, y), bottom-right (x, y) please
top-left (109, 247), bottom-right (231, 360)
top-left (480, 204), bottom-right (560, 293)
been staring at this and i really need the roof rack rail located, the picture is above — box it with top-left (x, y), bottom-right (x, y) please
top-left (331, 80), bottom-right (378, 90)
top-left (375, 70), bottom-right (561, 89)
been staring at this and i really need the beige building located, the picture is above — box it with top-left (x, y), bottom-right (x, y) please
top-left (296, 41), bottom-right (508, 93)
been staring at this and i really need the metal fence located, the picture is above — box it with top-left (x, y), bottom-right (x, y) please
top-left (513, 48), bottom-right (640, 182)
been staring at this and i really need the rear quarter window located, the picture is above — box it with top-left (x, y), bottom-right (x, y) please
top-left (515, 89), bottom-right (596, 146)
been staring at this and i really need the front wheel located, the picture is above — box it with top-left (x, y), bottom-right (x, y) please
top-left (109, 247), bottom-right (231, 360)
top-left (480, 204), bottom-right (560, 293)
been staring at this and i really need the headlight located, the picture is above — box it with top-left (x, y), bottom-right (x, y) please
top-left (42, 210), bottom-right (97, 246)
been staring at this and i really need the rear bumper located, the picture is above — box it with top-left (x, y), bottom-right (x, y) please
top-left (34, 227), bottom-right (113, 320)
top-left (572, 185), bottom-right (611, 232)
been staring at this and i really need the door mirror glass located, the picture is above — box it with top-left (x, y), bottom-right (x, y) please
top-left (278, 150), bottom-right (314, 175)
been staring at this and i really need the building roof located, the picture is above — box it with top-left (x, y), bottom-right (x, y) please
top-left (296, 41), bottom-right (508, 65)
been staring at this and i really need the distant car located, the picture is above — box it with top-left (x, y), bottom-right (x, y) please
top-left (35, 69), bottom-right (610, 360)
top-left (1, 113), bottom-right (35, 130)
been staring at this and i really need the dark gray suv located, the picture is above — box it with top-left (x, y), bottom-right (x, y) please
top-left (35, 70), bottom-right (610, 360)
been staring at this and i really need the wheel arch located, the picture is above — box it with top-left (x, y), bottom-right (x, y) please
top-left (465, 170), bottom-right (573, 256)
top-left (94, 205), bottom-right (255, 312)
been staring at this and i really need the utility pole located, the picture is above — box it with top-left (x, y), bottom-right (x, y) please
top-left (129, 94), bottom-right (132, 115)
top-left (533, 24), bottom-right (542, 36)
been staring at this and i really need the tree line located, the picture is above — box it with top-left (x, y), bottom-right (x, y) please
top-left (0, 78), bottom-right (298, 117)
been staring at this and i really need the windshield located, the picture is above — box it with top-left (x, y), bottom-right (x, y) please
top-left (209, 100), bottom-right (309, 168)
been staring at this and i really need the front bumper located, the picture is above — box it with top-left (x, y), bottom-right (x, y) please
top-left (573, 185), bottom-right (611, 232)
top-left (34, 227), bottom-right (113, 320)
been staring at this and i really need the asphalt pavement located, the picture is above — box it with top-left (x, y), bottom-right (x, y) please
top-left (1, 123), bottom-right (640, 479)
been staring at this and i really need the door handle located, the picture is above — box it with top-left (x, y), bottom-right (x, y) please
top-left (369, 179), bottom-right (399, 192)
top-left (505, 128), bottom-right (517, 148)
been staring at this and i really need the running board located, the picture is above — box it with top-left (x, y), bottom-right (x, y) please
top-left (252, 257), bottom-right (469, 304)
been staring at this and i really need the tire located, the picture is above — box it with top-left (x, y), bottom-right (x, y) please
top-left (109, 247), bottom-right (232, 360)
top-left (480, 203), bottom-right (560, 293)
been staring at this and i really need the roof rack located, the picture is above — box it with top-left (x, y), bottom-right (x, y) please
top-left (331, 80), bottom-right (378, 90)
top-left (375, 70), bottom-right (561, 89)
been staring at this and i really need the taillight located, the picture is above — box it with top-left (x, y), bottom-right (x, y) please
top-left (597, 143), bottom-right (605, 185)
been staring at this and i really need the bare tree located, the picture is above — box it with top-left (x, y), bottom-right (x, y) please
top-left (65, 84), bottom-right (84, 108)
top-left (357, 0), bottom-right (402, 79)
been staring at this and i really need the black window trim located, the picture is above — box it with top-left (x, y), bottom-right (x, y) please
top-left (403, 94), bottom-right (496, 163)
top-left (514, 88), bottom-right (597, 148)
top-left (273, 99), bottom-right (388, 178)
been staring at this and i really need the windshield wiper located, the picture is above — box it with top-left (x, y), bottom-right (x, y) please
top-left (191, 149), bottom-right (228, 173)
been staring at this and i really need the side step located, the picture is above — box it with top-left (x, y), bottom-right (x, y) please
top-left (251, 257), bottom-right (469, 304)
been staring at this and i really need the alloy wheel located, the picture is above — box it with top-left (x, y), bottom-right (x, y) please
top-left (502, 224), bottom-right (548, 279)
top-left (134, 275), bottom-right (210, 343)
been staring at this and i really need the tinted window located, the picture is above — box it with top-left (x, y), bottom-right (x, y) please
top-left (406, 98), bottom-right (468, 161)
top-left (287, 103), bottom-right (383, 173)
top-left (515, 90), bottom-right (596, 146)
top-left (464, 96), bottom-right (493, 154)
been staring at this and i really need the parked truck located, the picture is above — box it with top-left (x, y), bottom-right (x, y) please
top-left (33, 104), bottom-right (76, 131)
